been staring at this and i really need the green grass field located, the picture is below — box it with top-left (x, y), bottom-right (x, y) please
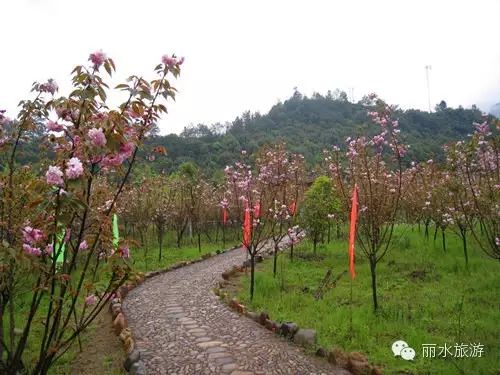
top-left (237, 227), bottom-right (499, 375)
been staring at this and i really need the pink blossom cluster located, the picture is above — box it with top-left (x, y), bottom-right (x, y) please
top-left (85, 294), bottom-right (97, 306)
top-left (473, 121), bottom-right (491, 136)
top-left (88, 128), bottom-right (107, 147)
top-left (161, 55), bottom-right (185, 68)
top-left (46, 157), bottom-right (84, 186)
top-left (89, 50), bottom-right (107, 68)
top-left (91, 112), bottom-right (109, 122)
top-left (118, 246), bottom-right (130, 259)
top-left (66, 157), bottom-right (84, 179)
top-left (99, 141), bottom-right (135, 168)
top-left (79, 240), bottom-right (88, 251)
top-left (46, 166), bottom-right (64, 186)
top-left (287, 226), bottom-right (306, 245)
top-left (346, 137), bottom-right (366, 161)
top-left (46, 120), bottom-right (64, 132)
top-left (220, 198), bottom-right (229, 208)
top-left (55, 107), bottom-right (75, 121)
top-left (40, 79), bottom-right (58, 95)
top-left (22, 226), bottom-right (50, 257)
top-left (268, 200), bottom-right (291, 221)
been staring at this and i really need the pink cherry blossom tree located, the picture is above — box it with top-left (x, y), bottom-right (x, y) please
top-left (0, 51), bottom-right (183, 374)
top-left (445, 119), bottom-right (499, 259)
top-left (327, 94), bottom-right (406, 312)
top-left (224, 144), bottom-right (304, 299)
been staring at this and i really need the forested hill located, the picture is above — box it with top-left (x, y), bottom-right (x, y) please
top-left (146, 91), bottom-right (485, 174)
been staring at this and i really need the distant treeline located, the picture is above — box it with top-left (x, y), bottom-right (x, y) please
top-left (143, 90), bottom-right (486, 175)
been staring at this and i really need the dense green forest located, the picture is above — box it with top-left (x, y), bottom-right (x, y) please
top-left (12, 90), bottom-right (489, 177)
top-left (145, 90), bottom-right (486, 174)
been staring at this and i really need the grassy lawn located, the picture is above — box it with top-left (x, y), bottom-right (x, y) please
top-left (237, 227), bottom-right (499, 375)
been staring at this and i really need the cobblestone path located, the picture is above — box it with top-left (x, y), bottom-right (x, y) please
top-left (122, 247), bottom-right (349, 375)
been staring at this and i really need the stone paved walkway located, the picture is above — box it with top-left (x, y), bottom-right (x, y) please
top-left (122, 247), bottom-right (349, 375)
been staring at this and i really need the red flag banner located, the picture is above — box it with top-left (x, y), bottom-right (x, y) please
top-left (243, 201), bottom-right (251, 248)
top-left (348, 184), bottom-right (359, 280)
top-left (289, 200), bottom-right (297, 216)
top-left (254, 202), bottom-right (260, 219)
top-left (222, 207), bottom-right (228, 225)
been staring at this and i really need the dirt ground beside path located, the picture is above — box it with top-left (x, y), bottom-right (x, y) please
top-left (70, 308), bottom-right (125, 375)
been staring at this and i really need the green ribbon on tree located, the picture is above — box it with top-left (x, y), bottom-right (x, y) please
top-left (55, 229), bottom-right (66, 264)
top-left (113, 213), bottom-right (120, 249)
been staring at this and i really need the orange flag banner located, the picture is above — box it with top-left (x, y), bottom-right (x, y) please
top-left (289, 200), bottom-right (297, 216)
top-left (243, 201), bottom-right (251, 248)
top-left (348, 184), bottom-right (359, 280)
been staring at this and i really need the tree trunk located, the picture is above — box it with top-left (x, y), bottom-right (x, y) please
top-left (0, 301), bottom-right (4, 364)
top-left (158, 236), bottom-right (163, 262)
top-left (327, 223), bottom-right (331, 243)
top-left (461, 227), bottom-right (468, 267)
top-left (250, 250), bottom-right (255, 301)
top-left (441, 228), bottom-right (446, 252)
top-left (313, 236), bottom-right (317, 255)
top-left (369, 256), bottom-right (378, 311)
top-left (273, 243), bottom-right (278, 277)
top-left (198, 232), bottom-right (201, 253)
top-left (433, 224), bottom-right (438, 242)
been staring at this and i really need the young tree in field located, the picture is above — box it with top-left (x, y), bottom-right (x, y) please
top-left (445, 120), bottom-right (499, 260)
top-left (0, 52), bottom-right (183, 374)
top-left (256, 144), bottom-right (305, 277)
top-left (168, 168), bottom-right (192, 248)
top-left (150, 175), bottom-right (171, 262)
top-left (327, 94), bottom-right (406, 312)
top-left (301, 176), bottom-right (338, 253)
top-left (224, 145), bottom-right (303, 299)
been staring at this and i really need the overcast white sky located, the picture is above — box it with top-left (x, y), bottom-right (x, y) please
top-left (1, 0), bottom-right (499, 134)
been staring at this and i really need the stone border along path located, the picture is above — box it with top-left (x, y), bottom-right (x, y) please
top-left (122, 246), bottom-right (351, 375)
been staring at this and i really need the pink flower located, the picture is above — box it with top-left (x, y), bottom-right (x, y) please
top-left (118, 246), bottom-right (130, 259)
top-left (46, 120), bottom-right (64, 132)
top-left (162, 54), bottom-right (178, 68)
top-left (22, 226), bottom-right (45, 244)
top-left (45, 244), bottom-right (53, 255)
top-left (85, 294), bottom-right (97, 306)
top-left (118, 142), bottom-right (135, 160)
top-left (46, 166), bottom-right (64, 186)
top-left (100, 154), bottom-right (123, 168)
top-left (40, 79), bottom-right (58, 95)
top-left (79, 240), bottom-right (88, 251)
top-left (23, 243), bottom-right (42, 256)
top-left (89, 50), bottom-right (106, 68)
top-left (64, 228), bottom-right (71, 243)
top-left (66, 157), bottom-right (84, 179)
top-left (91, 112), bottom-right (108, 122)
top-left (88, 128), bottom-right (107, 147)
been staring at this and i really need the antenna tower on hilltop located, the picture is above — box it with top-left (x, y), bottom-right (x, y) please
top-left (425, 65), bottom-right (432, 112)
